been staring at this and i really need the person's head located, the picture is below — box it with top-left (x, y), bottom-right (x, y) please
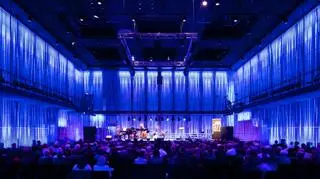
top-left (77, 159), bottom-right (88, 169)
top-left (0, 143), bottom-right (4, 149)
top-left (96, 156), bottom-right (106, 166)
top-left (138, 150), bottom-right (145, 158)
top-left (37, 140), bottom-right (41, 145)
top-left (74, 144), bottom-right (81, 150)
top-left (57, 148), bottom-right (64, 155)
top-left (153, 149), bottom-right (160, 157)
top-left (274, 140), bottom-right (279, 145)
top-left (43, 149), bottom-right (51, 157)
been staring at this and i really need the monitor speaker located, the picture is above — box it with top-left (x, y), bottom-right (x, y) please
top-left (221, 127), bottom-right (233, 140)
top-left (83, 126), bottom-right (97, 142)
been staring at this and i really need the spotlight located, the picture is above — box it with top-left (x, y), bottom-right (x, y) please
top-left (183, 118), bottom-right (186, 121)
top-left (183, 19), bottom-right (186, 23)
top-left (150, 118), bottom-right (153, 121)
top-left (97, 1), bottom-right (102, 5)
top-left (166, 118), bottom-right (170, 122)
top-left (93, 15), bottom-right (99, 19)
top-left (149, 57), bottom-right (153, 62)
top-left (131, 56), bottom-right (135, 61)
top-left (234, 19), bottom-right (238, 23)
top-left (201, 1), bottom-right (208, 7)
top-left (71, 41), bottom-right (76, 46)
top-left (133, 118), bottom-right (136, 121)
top-left (167, 56), bottom-right (170, 61)
top-left (132, 19), bottom-right (135, 22)
top-left (215, 2), bottom-right (220, 6)
top-left (79, 18), bottom-right (84, 22)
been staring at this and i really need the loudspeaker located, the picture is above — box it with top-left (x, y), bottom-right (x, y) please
top-left (83, 126), bottom-right (97, 142)
top-left (221, 127), bottom-right (233, 140)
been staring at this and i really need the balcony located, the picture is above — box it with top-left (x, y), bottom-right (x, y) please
top-left (233, 69), bottom-right (320, 110)
top-left (0, 69), bottom-right (79, 109)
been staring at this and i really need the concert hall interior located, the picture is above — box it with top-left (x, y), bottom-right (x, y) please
top-left (1, 0), bottom-right (320, 178)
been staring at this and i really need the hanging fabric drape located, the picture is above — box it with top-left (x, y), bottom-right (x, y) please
top-left (232, 6), bottom-right (320, 103)
top-left (0, 7), bottom-right (84, 103)
top-left (252, 97), bottom-right (320, 145)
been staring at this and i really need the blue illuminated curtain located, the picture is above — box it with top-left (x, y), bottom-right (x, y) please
top-left (215, 72), bottom-right (228, 110)
top-left (133, 71), bottom-right (145, 111)
top-left (253, 97), bottom-right (320, 145)
top-left (233, 6), bottom-right (320, 101)
top-left (188, 72), bottom-right (201, 111)
top-left (57, 110), bottom-right (85, 142)
top-left (0, 97), bottom-right (57, 147)
top-left (174, 72), bottom-right (186, 111)
top-left (161, 71), bottom-right (173, 111)
top-left (202, 72), bottom-right (214, 111)
top-left (118, 71), bottom-right (131, 111)
top-left (0, 7), bottom-right (83, 103)
top-left (147, 71), bottom-right (158, 111)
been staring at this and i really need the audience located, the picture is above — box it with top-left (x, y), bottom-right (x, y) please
top-left (72, 160), bottom-right (92, 171)
top-left (1, 138), bottom-right (320, 178)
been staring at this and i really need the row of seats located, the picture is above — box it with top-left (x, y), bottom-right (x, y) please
top-left (1, 163), bottom-right (320, 179)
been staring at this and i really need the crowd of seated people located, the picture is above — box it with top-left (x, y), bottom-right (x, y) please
top-left (0, 138), bottom-right (320, 179)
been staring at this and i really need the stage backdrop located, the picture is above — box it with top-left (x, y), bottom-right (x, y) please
top-left (84, 70), bottom-right (229, 112)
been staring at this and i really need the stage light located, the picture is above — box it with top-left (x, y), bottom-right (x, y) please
top-left (131, 56), bottom-right (135, 61)
top-left (183, 19), bottom-right (186, 23)
top-left (93, 15), bottom-right (99, 19)
top-left (215, 2), bottom-right (220, 6)
top-left (150, 118), bottom-right (153, 121)
top-left (133, 118), bottom-right (136, 121)
top-left (79, 18), bottom-right (84, 22)
top-left (149, 57), bottom-right (153, 62)
top-left (234, 19), bottom-right (238, 23)
top-left (71, 42), bottom-right (76, 46)
top-left (183, 118), bottom-right (186, 122)
top-left (132, 19), bottom-right (135, 22)
top-left (167, 56), bottom-right (170, 61)
top-left (201, 1), bottom-right (208, 7)
top-left (97, 1), bottom-right (102, 5)
top-left (166, 118), bottom-right (170, 122)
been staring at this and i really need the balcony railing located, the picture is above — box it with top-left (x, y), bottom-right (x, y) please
top-left (0, 69), bottom-right (80, 109)
top-left (232, 68), bottom-right (320, 110)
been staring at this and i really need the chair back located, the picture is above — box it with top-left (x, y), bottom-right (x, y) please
top-left (92, 171), bottom-right (110, 179)
top-left (69, 171), bottom-right (92, 179)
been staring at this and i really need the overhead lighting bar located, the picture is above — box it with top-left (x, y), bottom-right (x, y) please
top-left (118, 32), bottom-right (198, 40)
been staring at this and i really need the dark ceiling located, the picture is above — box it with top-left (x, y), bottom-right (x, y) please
top-left (13, 0), bottom-right (308, 68)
